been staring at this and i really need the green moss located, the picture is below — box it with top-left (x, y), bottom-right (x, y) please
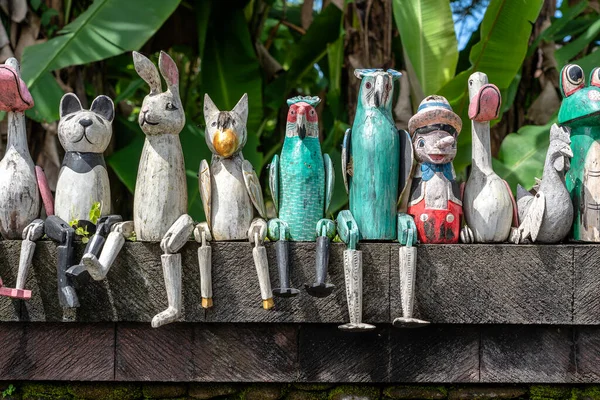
top-left (530, 385), bottom-right (572, 400)
top-left (68, 383), bottom-right (142, 400)
top-left (572, 386), bottom-right (600, 400)
top-left (286, 390), bottom-right (329, 400)
top-left (328, 385), bottom-right (380, 400)
top-left (384, 385), bottom-right (447, 399)
top-left (22, 383), bottom-right (70, 400)
top-left (292, 384), bottom-right (334, 392)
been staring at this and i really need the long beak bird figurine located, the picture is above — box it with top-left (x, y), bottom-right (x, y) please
top-left (195, 93), bottom-right (273, 310)
top-left (0, 57), bottom-right (45, 300)
top-left (267, 96), bottom-right (336, 299)
top-left (559, 64), bottom-right (600, 241)
top-left (393, 95), bottom-right (463, 328)
top-left (512, 124), bottom-right (573, 243)
top-left (337, 69), bottom-right (414, 331)
top-left (461, 72), bottom-right (517, 243)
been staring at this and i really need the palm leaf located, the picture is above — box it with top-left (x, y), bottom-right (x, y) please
top-left (392, 0), bottom-right (458, 95)
top-left (21, 0), bottom-right (181, 122)
top-left (439, 0), bottom-right (544, 173)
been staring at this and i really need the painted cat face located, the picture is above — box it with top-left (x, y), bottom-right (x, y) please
top-left (57, 93), bottom-right (114, 153)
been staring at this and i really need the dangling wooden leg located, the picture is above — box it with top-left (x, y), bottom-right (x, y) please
top-left (268, 218), bottom-right (299, 298)
top-left (249, 218), bottom-right (273, 310)
top-left (0, 219), bottom-right (44, 300)
top-left (45, 215), bottom-right (78, 308)
top-left (151, 253), bottom-right (182, 328)
top-left (393, 215), bottom-right (429, 328)
top-left (153, 214), bottom-right (194, 328)
top-left (306, 219), bottom-right (335, 298)
top-left (194, 222), bottom-right (213, 309)
top-left (73, 216), bottom-right (129, 282)
top-left (336, 210), bottom-right (375, 331)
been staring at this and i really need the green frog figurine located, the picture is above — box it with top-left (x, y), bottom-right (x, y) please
top-left (559, 64), bottom-right (600, 241)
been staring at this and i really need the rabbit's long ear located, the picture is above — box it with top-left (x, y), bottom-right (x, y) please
top-left (60, 93), bottom-right (83, 117)
top-left (232, 93), bottom-right (248, 125)
top-left (91, 95), bottom-right (115, 122)
top-left (133, 51), bottom-right (162, 94)
top-left (159, 51), bottom-right (179, 90)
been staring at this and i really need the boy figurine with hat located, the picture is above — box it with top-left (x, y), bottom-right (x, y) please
top-left (406, 95), bottom-right (463, 244)
top-left (392, 95), bottom-right (462, 328)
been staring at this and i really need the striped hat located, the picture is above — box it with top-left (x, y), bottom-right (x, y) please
top-left (408, 95), bottom-right (462, 138)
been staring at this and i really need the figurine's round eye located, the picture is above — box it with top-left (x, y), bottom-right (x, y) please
top-left (365, 82), bottom-right (372, 89)
top-left (561, 64), bottom-right (585, 97)
top-left (591, 68), bottom-right (600, 88)
top-left (211, 121), bottom-right (217, 127)
top-left (166, 102), bottom-right (178, 111)
top-left (309, 109), bottom-right (316, 116)
top-left (418, 139), bottom-right (425, 148)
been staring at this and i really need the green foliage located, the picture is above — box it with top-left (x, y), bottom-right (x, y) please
top-left (88, 202), bottom-right (102, 225)
top-left (21, 0), bottom-right (181, 122)
top-left (2, 384), bottom-right (15, 398)
top-left (392, 0), bottom-right (458, 96)
top-left (439, 0), bottom-right (544, 172)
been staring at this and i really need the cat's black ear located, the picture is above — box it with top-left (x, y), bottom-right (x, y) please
top-left (90, 95), bottom-right (115, 122)
top-left (60, 93), bottom-right (83, 118)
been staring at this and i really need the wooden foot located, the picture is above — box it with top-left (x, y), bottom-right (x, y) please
top-left (338, 322), bottom-right (376, 332)
top-left (201, 297), bottom-right (213, 309)
top-left (0, 287), bottom-right (31, 300)
top-left (392, 317), bottom-right (430, 329)
top-left (262, 297), bottom-right (274, 310)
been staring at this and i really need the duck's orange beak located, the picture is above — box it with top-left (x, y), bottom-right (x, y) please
top-left (213, 129), bottom-right (238, 157)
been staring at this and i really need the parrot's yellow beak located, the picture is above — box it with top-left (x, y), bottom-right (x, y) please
top-left (213, 129), bottom-right (238, 157)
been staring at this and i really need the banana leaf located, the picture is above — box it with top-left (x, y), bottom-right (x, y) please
top-left (21, 0), bottom-right (181, 122)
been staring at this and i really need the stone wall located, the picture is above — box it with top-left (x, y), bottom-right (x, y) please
top-left (2, 382), bottom-right (600, 400)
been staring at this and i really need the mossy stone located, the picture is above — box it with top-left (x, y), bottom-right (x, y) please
top-left (293, 385), bottom-right (334, 392)
top-left (384, 385), bottom-right (447, 399)
top-left (530, 386), bottom-right (572, 400)
top-left (188, 384), bottom-right (239, 399)
top-left (142, 384), bottom-right (187, 399)
top-left (68, 383), bottom-right (142, 400)
top-left (328, 386), bottom-right (380, 400)
top-left (286, 390), bottom-right (329, 400)
top-left (22, 383), bottom-right (70, 400)
top-left (572, 386), bottom-right (600, 400)
top-left (244, 385), bottom-right (283, 400)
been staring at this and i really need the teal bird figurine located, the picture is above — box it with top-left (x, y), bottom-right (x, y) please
top-left (337, 68), bottom-right (415, 331)
top-left (268, 96), bottom-right (336, 297)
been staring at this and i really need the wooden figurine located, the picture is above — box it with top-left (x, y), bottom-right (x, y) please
top-left (393, 95), bottom-right (463, 328)
top-left (0, 57), bottom-right (44, 300)
top-left (461, 72), bottom-right (517, 243)
top-left (268, 96), bottom-right (336, 298)
top-left (512, 124), bottom-right (573, 243)
top-left (559, 64), bottom-right (600, 241)
top-left (132, 51), bottom-right (193, 327)
top-left (337, 69), bottom-right (414, 331)
top-left (11, 91), bottom-right (128, 308)
top-left (195, 93), bottom-right (273, 310)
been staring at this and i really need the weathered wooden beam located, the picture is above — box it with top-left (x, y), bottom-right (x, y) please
top-left (2, 323), bottom-right (600, 383)
top-left (0, 241), bottom-right (581, 324)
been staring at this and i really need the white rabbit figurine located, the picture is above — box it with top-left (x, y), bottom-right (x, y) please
top-left (84, 51), bottom-right (194, 327)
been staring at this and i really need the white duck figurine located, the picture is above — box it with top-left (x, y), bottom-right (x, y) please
top-left (512, 124), bottom-right (574, 243)
top-left (461, 72), bottom-right (517, 243)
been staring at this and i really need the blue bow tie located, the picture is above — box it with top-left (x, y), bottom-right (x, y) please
top-left (421, 162), bottom-right (453, 181)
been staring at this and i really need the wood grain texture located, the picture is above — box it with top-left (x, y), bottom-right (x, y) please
top-left (298, 324), bottom-right (390, 382)
top-left (573, 326), bottom-right (600, 383)
top-left (0, 240), bottom-right (582, 325)
top-left (389, 326), bottom-right (479, 382)
top-left (391, 244), bottom-right (573, 324)
top-left (116, 322), bottom-right (193, 381)
top-left (480, 325), bottom-right (576, 383)
top-left (574, 246), bottom-right (600, 324)
top-left (192, 324), bottom-right (298, 382)
top-left (0, 322), bottom-right (114, 380)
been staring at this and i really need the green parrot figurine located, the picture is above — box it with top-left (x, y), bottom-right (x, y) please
top-left (268, 96), bottom-right (336, 298)
top-left (337, 68), bottom-right (416, 331)
top-left (559, 64), bottom-right (600, 241)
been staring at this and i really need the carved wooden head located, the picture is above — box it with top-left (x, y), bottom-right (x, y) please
top-left (133, 51), bottom-right (185, 136)
top-left (57, 93), bottom-right (114, 153)
top-left (203, 93), bottom-right (248, 158)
